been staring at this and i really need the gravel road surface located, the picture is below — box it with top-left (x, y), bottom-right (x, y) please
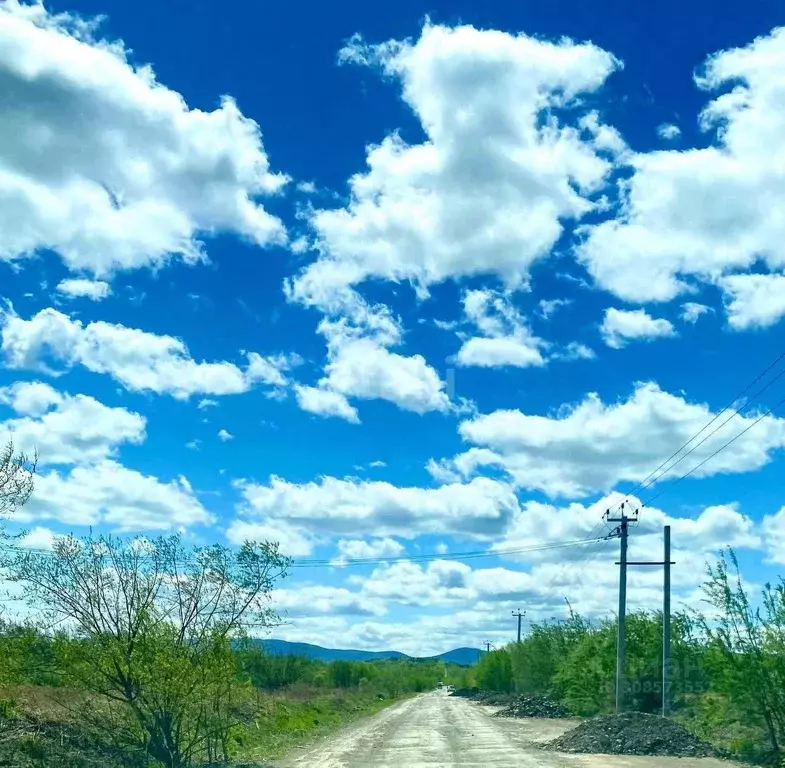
top-left (276, 690), bottom-right (737, 768)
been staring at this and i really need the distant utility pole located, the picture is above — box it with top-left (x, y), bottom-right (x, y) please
top-left (512, 609), bottom-right (526, 644)
top-left (483, 641), bottom-right (493, 653)
top-left (606, 502), bottom-right (636, 713)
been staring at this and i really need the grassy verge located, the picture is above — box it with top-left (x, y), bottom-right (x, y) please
top-left (234, 687), bottom-right (410, 763)
top-left (0, 684), bottom-right (411, 767)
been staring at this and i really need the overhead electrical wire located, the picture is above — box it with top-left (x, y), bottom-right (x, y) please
top-left (606, 347), bottom-right (785, 520)
top-left (284, 535), bottom-right (610, 567)
top-left (0, 534), bottom-right (610, 570)
top-left (541, 348), bottom-right (785, 593)
top-left (640, 390), bottom-right (785, 510)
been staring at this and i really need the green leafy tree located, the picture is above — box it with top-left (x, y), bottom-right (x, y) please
top-left (699, 549), bottom-right (785, 758)
top-left (7, 533), bottom-right (289, 768)
top-left (475, 649), bottom-right (513, 691)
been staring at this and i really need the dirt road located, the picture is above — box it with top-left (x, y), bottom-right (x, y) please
top-left (276, 690), bottom-right (737, 768)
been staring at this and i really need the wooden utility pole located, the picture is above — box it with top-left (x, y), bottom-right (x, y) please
top-left (607, 503), bottom-right (634, 712)
top-left (614, 522), bottom-right (675, 717)
top-left (512, 609), bottom-right (526, 644)
top-left (663, 525), bottom-right (672, 717)
top-left (483, 641), bottom-right (493, 653)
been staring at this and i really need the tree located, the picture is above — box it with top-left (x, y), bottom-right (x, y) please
top-left (7, 532), bottom-right (290, 768)
top-left (0, 439), bottom-right (36, 526)
top-left (475, 648), bottom-right (513, 691)
top-left (699, 549), bottom-right (785, 758)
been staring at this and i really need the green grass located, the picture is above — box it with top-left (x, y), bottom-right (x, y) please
top-left (233, 688), bottom-right (409, 762)
top-left (0, 684), bottom-right (412, 766)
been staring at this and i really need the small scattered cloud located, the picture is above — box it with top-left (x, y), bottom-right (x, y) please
top-left (600, 308), bottom-right (676, 349)
top-left (657, 123), bottom-right (681, 140)
top-left (56, 279), bottom-right (112, 301)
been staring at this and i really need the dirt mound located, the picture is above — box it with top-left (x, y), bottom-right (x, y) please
top-left (449, 687), bottom-right (480, 698)
top-left (545, 712), bottom-right (717, 757)
top-left (475, 692), bottom-right (515, 706)
top-left (493, 694), bottom-right (570, 718)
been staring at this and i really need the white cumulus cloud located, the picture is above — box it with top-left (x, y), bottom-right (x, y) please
top-left (294, 385), bottom-right (360, 423)
top-left (17, 460), bottom-right (213, 531)
top-left (455, 290), bottom-right (546, 369)
top-left (0, 0), bottom-right (286, 276)
top-left (0, 381), bottom-right (145, 464)
top-left (439, 382), bottom-right (785, 496)
top-left (55, 278), bottom-right (111, 301)
top-left (290, 23), bottom-right (620, 308)
top-left (580, 28), bottom-right (785, 307)
top-left (234, 475), bottom-right (520, 540)
top-left (718, 273), bottom-right (785, 330)
top-left (1, 307), bottom-right (296, 400)
top-left (600, 307), bottom-right (676, 348)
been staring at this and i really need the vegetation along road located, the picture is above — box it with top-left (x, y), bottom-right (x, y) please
top-left (276, 690), bottom-right (738, 768)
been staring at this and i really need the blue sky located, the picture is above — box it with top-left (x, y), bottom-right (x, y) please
top-left (1, 0), bottom-right (784, 654)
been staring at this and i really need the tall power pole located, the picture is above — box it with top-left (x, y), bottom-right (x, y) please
top-left (616, 524), bottom-right (675, 717)
top-left (663, 525), bottom-right (672, 717)
top-left (607, 503), bottom-right (634, 712)
top-left (512, 609), bottom-right (526, 644)
top-left (484, 641), bottom-right (493, 653)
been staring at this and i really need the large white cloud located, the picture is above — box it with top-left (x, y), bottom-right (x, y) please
top-left (289, 23), bottom-right (620, 308)
top-left (0, 0), bottom-right (286, 276)
top-left (1, 307), bottom-right (297, 399)
top-left (436, 382), bottom-right (785, 496)
top-left (17, 460), bottom-right (213, 531)
top-left (0, 380), bottom-right (145, 464)
top-left (579, 27), bottom-right (785, 305)
top-left (234, 475), bottom-right (520, 540)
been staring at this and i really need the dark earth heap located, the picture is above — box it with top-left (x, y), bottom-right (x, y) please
top-left (493, 694), bottom-right (570, 718)
top-left (473, 691), bottom-right (515, 706)
top-left (449, 687), bottom-right (480, 698)
top-left (545, 712), bottom-right (717, 757)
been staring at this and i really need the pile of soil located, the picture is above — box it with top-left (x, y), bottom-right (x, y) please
top-left (474, 692), bottom-right (515, 706)
top-left (449, 687), bottom-right (480, 698)
top-left (545, 712), bottom-right (717, 757)
top-left (493, 694), bottom-right (570, 719)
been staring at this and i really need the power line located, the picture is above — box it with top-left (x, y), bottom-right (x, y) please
top-left (641, 391), bottom-right (785, 509)
top-left (624, 364), bottom-right (785, 505)
top-left (289, 536), bottom-right (609, 568)
top-left (0, 535), bottom-right (609, 570)
top-left (606, 347), bottom-right (785, 519)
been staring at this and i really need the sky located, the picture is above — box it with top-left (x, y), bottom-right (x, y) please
top-left (1, 0), bottom-right (785, 655)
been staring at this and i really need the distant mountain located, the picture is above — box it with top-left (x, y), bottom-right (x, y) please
top-left (252, 639), bottom-right (481, 666)
top-left (425, 647), bottom-right (483, 666)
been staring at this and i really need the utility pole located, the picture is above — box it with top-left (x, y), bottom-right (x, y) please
top-left (613, 523), bottom-right (675, 717)
top-left (607, 503), bottom-right (635, 713)
top-left (663, 525), bottom-right (671, 717)
top-left (512, 609), bottom-right (526, 644)
top-left (483, 641), bottom-right (493, 653)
